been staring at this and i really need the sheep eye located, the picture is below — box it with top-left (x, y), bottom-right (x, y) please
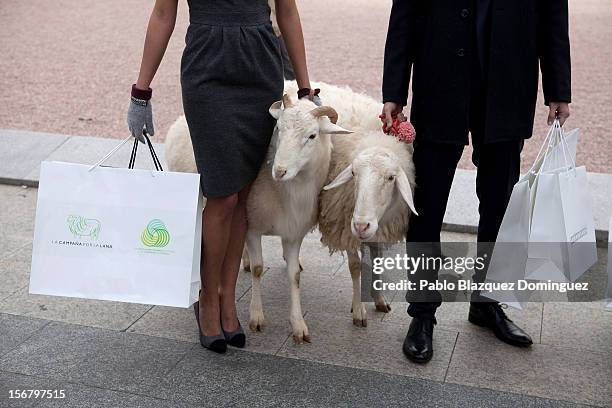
top-left (308, 134), bottom-right (316, 139)
top-left (387, 175), bottom-right (395, 181)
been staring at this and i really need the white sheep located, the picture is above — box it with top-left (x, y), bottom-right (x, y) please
top-left (285, 81), bottom-right (418, 326)
top-left (319, 131), bottom-right (417, 327)
top-left (164, 93), bottom-right (351, 343)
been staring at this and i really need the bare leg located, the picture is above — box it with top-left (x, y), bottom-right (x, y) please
top-left (199, 194), bottom-right (239, 337)
top-left (220, 185), bottom-right (252, 332)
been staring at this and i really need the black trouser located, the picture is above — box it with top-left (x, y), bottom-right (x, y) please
top-left (405, 113), bottom-right (524, 319)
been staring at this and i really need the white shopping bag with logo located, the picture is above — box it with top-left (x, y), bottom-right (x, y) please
top-left (30, 136), bottom-right (202, 307)
top-left (526, 121), bottom-right (597, 283)
top-left (485, 120), bottom-right (589, 307)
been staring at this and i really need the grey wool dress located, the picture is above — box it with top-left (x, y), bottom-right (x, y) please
top-left (181, 0), bottom-right (284, 197)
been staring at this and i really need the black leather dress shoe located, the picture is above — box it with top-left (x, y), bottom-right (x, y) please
top-left (403, 316), bottom-right (436, 364)
top-left (469, 303), bottom-right (533, 347)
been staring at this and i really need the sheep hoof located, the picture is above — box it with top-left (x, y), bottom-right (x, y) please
top-left (249, 321), bottom-right (264, 332)
top-left (243, 263), bottom-right (251, 272)
top-left (352, 303), bottom-right (368, 327)
top-left (290, 318), bottom-right (310, 344)
top-left (248, 313), bottom-right (265, 332)
top-left (352, 317), bottom-right (368, 327)
top-left (375, 302), bottom-right (392, 313)
top-left (292, 333), bottom-right (312, 344)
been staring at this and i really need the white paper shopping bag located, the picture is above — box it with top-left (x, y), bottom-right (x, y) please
top-left (30, 138), bottom-right (202, 308)
top-left (527, 132), bottom-right (597, 283)
top-left (485, 121), bottom-right (588, 306)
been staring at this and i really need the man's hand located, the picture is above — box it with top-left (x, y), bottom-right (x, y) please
top-left (382, 102), bottom-right (405, 129)
top-left (548, 102), bottom-right (570, 126)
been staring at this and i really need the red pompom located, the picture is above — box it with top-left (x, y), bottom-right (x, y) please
top-left (397, 121), bottom-right (416, 143)
top-left (379, 114), bottom-right (416, 144)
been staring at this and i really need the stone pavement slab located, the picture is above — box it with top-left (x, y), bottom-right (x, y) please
top-left (152, 339), bottom-right (588, 408)
top-left (277, 310), bottom-right (458, 382)
top-left (0, 321), bottom-right (194, 396)
top-left (0, 246), bottom-right (32, 302)
top-left (0, 287), bottom-right (152, 331)
top-left (0, 130), bottom-right (68, 182)
top-left (0, 184), bottom-right (37, 258)
top-left (23, 134), bottom-right (167, 181)
top-left (0, 314), bottom-right (48, 357)
top-left (541, 301), bottom-right (612, 353)
top-left (445, 331), bottom-right (612, 407)
top-left (0, 371), bottom-right (198, 408)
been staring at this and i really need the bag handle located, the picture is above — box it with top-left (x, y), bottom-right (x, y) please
top-left (88, 131), bottom-right (163, 172)
top-left (128, 131), bottom-right (163, 171)
top-left (553, 119), bottom-right (576, 170)
top-left (533, 119), bottom-right (575, 177)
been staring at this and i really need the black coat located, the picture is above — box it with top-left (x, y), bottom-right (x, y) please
top-left (382, 0), bottom-right (571, 144)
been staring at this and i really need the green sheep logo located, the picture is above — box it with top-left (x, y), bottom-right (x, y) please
top-left (67, 215), bottom-right (101, 240)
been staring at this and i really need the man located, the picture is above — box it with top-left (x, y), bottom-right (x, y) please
top-left (382, 0), bottom-right (571, 364)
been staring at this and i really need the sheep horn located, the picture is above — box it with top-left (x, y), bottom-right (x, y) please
top-left (309, 106), bottom-right (339, 124)
top-left (282, 94), bottom-right (294, 108)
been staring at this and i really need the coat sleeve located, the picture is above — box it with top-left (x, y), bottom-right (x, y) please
top-left (382, 0), bottom-right (415, 105)
top-left (538, 0), bottom-right (571, 105)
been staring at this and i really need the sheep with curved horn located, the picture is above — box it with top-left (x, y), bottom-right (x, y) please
top-left (165, 92), bottom-right (351, 343)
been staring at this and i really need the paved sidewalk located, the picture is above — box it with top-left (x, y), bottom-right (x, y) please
top-left (1, 183), bottom-right (611, 407)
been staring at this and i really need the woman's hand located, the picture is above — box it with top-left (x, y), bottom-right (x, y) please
top-left (127, 87), bottom-right (154, 143)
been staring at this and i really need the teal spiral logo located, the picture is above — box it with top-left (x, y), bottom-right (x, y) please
top-left (141, 219), bottom-right (170, 248)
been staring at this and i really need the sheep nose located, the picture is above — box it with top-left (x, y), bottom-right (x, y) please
top-left (274, 166), bottom-right (287, 180)
top-left (353, 222), bottom-right (370, 234)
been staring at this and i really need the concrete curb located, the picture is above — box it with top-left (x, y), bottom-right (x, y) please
top-left (1, 128), bottom-right (610, 243)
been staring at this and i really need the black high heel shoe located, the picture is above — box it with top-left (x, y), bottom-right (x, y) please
top-left (193, 301), bottom-right (227, 354)
top-left (222, 323), bottom-right (246, 348)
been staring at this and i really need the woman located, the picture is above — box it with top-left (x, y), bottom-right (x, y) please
top-left (127, 0), bottom-right (316, 353)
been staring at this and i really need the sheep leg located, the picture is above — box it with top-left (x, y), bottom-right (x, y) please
top-left (282, 255), bottom-right (303, 272)
top-left (247, 232), bottom-right (265, 332)
top-left (242, 247), bottom-right (251, 272)
top-left (283, 237), bottom-right (310, 343)
top-left (347, 249), bottom-right (368, 327)
top-left (367, 244), bottom-right (391, 313)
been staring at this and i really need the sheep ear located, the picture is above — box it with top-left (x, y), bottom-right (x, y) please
top-left (396, 170), bottom-right (418, 216)
top-left (324, 165), bottom-right (353, 190)
top-left (269, 101), bottom-right (283, 119)
top-left (319, 119), bottom-right (353, 135)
